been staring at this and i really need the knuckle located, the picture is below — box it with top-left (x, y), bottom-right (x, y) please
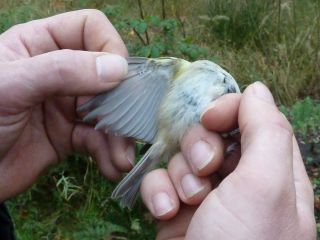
top-left (7, 22), bottom-right (27, 33)
top-left (262, 109), bottom-right (293, 138)
top-left (102, 168), bottom-right (121, 181)
top-left (8, 19), bottom-right (42, 34)
top-left (7, 24), bottom-right (20, 32)
top-left (142, 169), bottom-right (167, 185)
top-left (51, 50), bottom-right (75, 82)
top-left (168, 153), bottom-right (184, 170)
top-left (273, 111), bottom-right (293, 134)
top-left (113, 156), bottom-right (132, 171)
top-left (305, 179), bottom-right (315, 200)
top-left (181, 124), bottom-right (205, 147)
top-left (81, 9), bottom-right (107, 19)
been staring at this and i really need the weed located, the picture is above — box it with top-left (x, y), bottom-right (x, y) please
top-left (281, 97), bottom-right (320, 144)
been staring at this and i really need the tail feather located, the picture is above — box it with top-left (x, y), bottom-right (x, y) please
top-left (117, 177), bottom-right (143, 208)
top-left (111, 143), bottom-right (164, 208)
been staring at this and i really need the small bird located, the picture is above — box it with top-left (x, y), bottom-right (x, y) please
top-left (77, 57), bottom-right (240, 208)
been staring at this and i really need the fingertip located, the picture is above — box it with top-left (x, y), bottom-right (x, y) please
top-left (250, 81), bottom-right (275, 104)
top-left (201, 93), bottom-right (241, 132)
top-left (239, 82), bottom-right (293, 140)
top-left (181, 125), bottom-right (224, 176)
top-left (108, 135), bottom-right (135, 172)
top-left (168, 153), bottom-right (212, 205)
top-left (98, 161), bottom-right (122, 182)
top-left (180, 174), bottom-right (211, 202)
top-left (90, 142), bottom-right (122, 181)
top-left (96, 54), bottom-right (128, 83)
top-left (141, 169), bottom-right (179, 220)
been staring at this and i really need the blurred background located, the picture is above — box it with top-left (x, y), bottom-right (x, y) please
top-left (1, 0), bottom-right (319, 239)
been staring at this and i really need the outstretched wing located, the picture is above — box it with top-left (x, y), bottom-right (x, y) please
top-left (77, 57), bottom-right (175, 143)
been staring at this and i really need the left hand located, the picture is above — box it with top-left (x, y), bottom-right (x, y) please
top-left (0, 10), bottom-right (135, 202)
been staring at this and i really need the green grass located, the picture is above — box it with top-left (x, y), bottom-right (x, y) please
top-left (201, 0), bottom-right (320, 104)
top-left (7, 155), bottom-right (156, 239)
top-left (0, 0), bottom-right (319, 239)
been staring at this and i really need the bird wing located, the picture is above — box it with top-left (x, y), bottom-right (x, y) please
top-left (77, 57), bottom-right (175, 143)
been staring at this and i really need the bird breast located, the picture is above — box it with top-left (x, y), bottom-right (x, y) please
top-left (156, 70), bottom-right (224, 149)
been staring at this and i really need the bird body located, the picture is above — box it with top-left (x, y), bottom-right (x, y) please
top-left (78, 57), bottom-right (240, 208)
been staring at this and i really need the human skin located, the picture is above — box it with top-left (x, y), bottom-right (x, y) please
top-left (0, 10), bottom-right (315, 240)
top-left (0, 10), bottom-right (135, 202)
top-left (141, 82), bottom-right (316, 240)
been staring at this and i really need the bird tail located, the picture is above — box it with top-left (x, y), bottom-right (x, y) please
top-left (111, 142), bottom-right (164, 208)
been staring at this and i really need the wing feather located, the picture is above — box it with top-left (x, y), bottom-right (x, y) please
top-left (132, 90), bottom-right (161, 141)
top-left (77, 57), bottom-right (176, 143)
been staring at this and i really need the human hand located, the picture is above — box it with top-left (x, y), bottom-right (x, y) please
top-left (0, 10), bottom-right (135, 202)
top-left (141, 82), bottom-right (316, 239)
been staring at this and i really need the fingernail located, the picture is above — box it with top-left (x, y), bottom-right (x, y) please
top-left (96, 54), bottom-right (128, 82)
top-left (181, 174), bottom-right (205, 198)
top-left (252, 82), bottom-right (274, 104)
top-left (190, 140), bottom-right (214, 171)
top-left (152, 192), bottom-right (174, 217)
top-left (126, 145), bottom-right (135, 167)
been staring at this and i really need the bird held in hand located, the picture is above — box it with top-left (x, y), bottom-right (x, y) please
top-left (77, 57), bottom-right (240, 208)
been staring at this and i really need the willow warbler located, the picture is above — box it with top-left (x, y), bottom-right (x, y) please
top-left (77, 57), bottom-right (240, 208)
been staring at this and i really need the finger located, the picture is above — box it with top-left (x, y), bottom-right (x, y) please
top-left (292, 137), bottom-right (314, 211)
top-left (108, 135), bottom-right (135, 171)
top-left (141, 169), bottom-right (179, 220)
top-left (236, 82), bottom-right (295, 198)
top-left (1, 9), bottom-right (127, 56)
top-left (168, 153), bottom-right (212, 205)
top-left (72, 124), bottom-right (121, 181)
top-left (181, 124), bottom-right (224, 176)
top-left (201, 93), bottom-right (241, 132)
top-left (0, 50), bottom-right (128, 110)
top-left (157, 205), bottom-right (197, 240)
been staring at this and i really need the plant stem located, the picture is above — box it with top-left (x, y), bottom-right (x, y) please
top-left (277, 0), bottom-right (281, 42)
top-left (137, 0), bottom-right (150, 45)
top-left (317, 0), bottom-right (320, 70)
top-left (292, 0), bottom-right (297, 39)
top-left (161, 0), bottom-right (166, 19)
top-left (174, 2), bottom-right (186, 38)
top-left (133, 28), bottom-right (147, 46)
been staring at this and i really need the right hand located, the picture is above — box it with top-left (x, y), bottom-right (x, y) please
top-left (141, 82), bottom-right (316, 240)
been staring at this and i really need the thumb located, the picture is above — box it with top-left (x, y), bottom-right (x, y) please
top-left (234, 82), bottom-right (294, 197)
top-left (0, 50), bottom-right (128, 109)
